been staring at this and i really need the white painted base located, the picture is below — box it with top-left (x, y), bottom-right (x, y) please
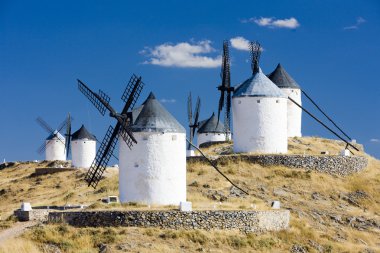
top-left (21, 202), bottom-right (32, 211)
top-left (186, 150), bottom-right (195, 157)
top-left (271, 201), bottom-right (281, 209)
top-left (71, 140), bottom-right (96, 169)
top-left (340, 149), bottom-right (350, 156)
top-left (180, 201), bottom-right (192, 212)
top-left (119, 132), bottom-right (186, 205)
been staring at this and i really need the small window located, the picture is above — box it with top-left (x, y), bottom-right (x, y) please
top-left (276, 100), bottom-right (279, 103)
top-left (143, 135), bottom-right (148, 141)
top-left (172, 135), bottom-right (177, 141)
top-left (84, 141), bottom-right (86, 143)
top-left (134, 162), bottom-right (139, 168)
top-left (206, 134), bottom-right (208, 136)
top-left (257, 100), bottom-right (260, 103)
top-left (238, 100), bottom-right (242, 104)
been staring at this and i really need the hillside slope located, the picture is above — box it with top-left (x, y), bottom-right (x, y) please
top-left (0, 137), bottom-right (379, 253)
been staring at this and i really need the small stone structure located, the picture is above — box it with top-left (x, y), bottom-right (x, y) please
top-left (48, 210), bottom-right (290, 233)
top-left (188, 154), bottom-right (368, 176)
top-left (14, 209), bottom-right (50, 222)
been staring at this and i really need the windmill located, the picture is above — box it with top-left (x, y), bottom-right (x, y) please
top-left (77, 74), bottom-right (144, 188)
top-left (217, 40), bottom-right (233, 141)
top-left (36, 114), bottom-right (72, 160)
top-left (187, 92), bottom-right (201, 151)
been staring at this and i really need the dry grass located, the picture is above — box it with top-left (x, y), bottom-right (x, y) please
top-left (0, 238), bottom-right (41, 253)
top-left (0, 137), bottom-right (379, 252)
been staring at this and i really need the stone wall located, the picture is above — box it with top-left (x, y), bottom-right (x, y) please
top-left (48, 210), bottom-right (290, 233)
top-left (188, 155), bottom-right (368, 176)
top-left (14, 209), bottom-right (49, 222)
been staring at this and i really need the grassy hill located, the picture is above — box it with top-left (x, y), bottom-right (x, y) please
top-left (0, 137), bottom-right (379, 253)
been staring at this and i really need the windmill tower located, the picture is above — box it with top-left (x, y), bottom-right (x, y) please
top-left (187, 92), bottom-right (200, 157)
top-left (197, 112), bottom-right (230, 147)
top-left (232, 42), bottom-right (288, 153)
top-left (119, 92), bottom-right (186, 205)
top-left (217, 40), bottom-right (233, 141)
top-left (268, 63), bottom-right (302, 137)
top-left (36, 115), bottom-right (71, 161)
top-left (71, 125), bottom-right (97, 168)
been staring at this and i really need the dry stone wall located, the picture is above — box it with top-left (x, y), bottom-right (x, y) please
top-left (188, 155), bottom-right (368, 176)
top-left (48, 210), bottom-right (290, 233)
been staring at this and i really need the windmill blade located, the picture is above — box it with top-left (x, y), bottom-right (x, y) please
top-left (217, 89), bottom-right (225, 123)
top-left (85, 125), bottom-right (120, 188)
top-left (192, 96), bottom-right (201, 138)
top-left (36, 117), bottom-right (54, 134)
top-left (94, 136), bottom-right (119, 161)
top-left (57, 117), bottom-right (69, 133)
top-left (121, 74), bottom-right (144, 110)
top-left (250, 41), bottom-right (261, 74)
top-left (117, 117), bottom-right (137, 149)
top-left (187, 92), bottom-right (193, 125)
top-left (78, 79), bottom-right (116, 116)
top-left (65, 113), bottom-right (72, 159)
top-left (37, 141), bottom-right (48, 155)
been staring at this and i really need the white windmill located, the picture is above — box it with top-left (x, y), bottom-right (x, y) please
top-left (197, 112), bottom-right (230, 147)
top-left (232, 41), bottom-right (288, 154)
top-left (36, 115), bottom-right (71, 161)
top-left (78, 76), bottom-right (186, 206)
top-left (268, 63), bottom-right (302, 137)
top-left (71, 125), bottom-right (96, 168)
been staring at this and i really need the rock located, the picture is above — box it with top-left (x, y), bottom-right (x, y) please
top-left (42, 244), bottom-right (62, 253)
top-left (229, 186), bottom-right (245, 198)
top-left (202, 184), bottom-right (210, 188)
top-left (290, 244), bottom-right (308, 253)
top-left (189, 181), bottom-right (199, 187)
top-left (273, 188), bottom-right (288, 197)
top-left (308, 240), bottom-right (323, 253)
top-left (98, 243), bottom-right (109, 253)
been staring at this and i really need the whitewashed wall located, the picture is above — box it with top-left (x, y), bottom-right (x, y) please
top-left (197, 133), bottom-right (231, 146)
top-left (232, 97), bottom-right (288, 154)
top-left (282, 88), bottom-right (302, 137)
top-left (45, 139), bottom-right (66, 161)
top-left (71, 139), bottom-right (96, 168)
top-left (119, 132), bottom-right (186, 205)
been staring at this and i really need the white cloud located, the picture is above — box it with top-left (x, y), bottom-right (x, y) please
top-left (242, 17), bottom-right (300, 29)
top-left (344, 17), bottom-right (366, 30)
top-left (141, 40), bottom-right (221, 68)
top-left (230, 36), bottom-right (250, 51)
top-left (370, 138), bottom-right (380, 143)
top-left (160, 98), bottom-right (176, 103)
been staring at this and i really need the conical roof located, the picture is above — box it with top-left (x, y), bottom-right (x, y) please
top-left (71, 125), bottom-right (96, 141)
top-left (198, 113), bottom-right (226, 134)
top-left (233, 68), bottom-right (286, 98)
top-left (131, 92), bottom-right (185, 133)
top-left (46, 130), bottom-right (65, 141)
top-left (267, 63), bottom-right (300, 89)
top-left (130, 92), bottom-right (155, 123)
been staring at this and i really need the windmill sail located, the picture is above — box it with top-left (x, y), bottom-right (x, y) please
top-left (78, 74), bottom-right (145, 188)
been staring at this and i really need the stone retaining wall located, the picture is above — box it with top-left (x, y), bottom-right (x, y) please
top-left (14, 209), bottom-right (49, 222)
top-left (188, 155), bottom-right (368, 176)
top-left (48, 210), bottom-right (290, 233)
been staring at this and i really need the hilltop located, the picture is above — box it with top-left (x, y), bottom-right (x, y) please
top-left (0, 137), bottom-right (379, 253)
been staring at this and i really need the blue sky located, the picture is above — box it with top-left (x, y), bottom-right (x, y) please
top-left (1, 0), bottom-right (379, 161)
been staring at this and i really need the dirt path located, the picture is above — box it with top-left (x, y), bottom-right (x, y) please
top-left (0, 221), bottom-right (37, 244)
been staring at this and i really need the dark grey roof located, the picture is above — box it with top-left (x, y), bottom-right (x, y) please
top-left (131, 92), bottom-right (185, 133)
top-left (46, 130), bottom-right (65, 141)
top-left (267, 63), bottom-right (300, 89)
top-left (130, 92), bottom-right (155, 123)
top-left (71, 125), bottom-right (96, 141)
top-left (197, 113), bottom-right (226, 134)
top-left (233, 68), bottom-right (286, 98)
